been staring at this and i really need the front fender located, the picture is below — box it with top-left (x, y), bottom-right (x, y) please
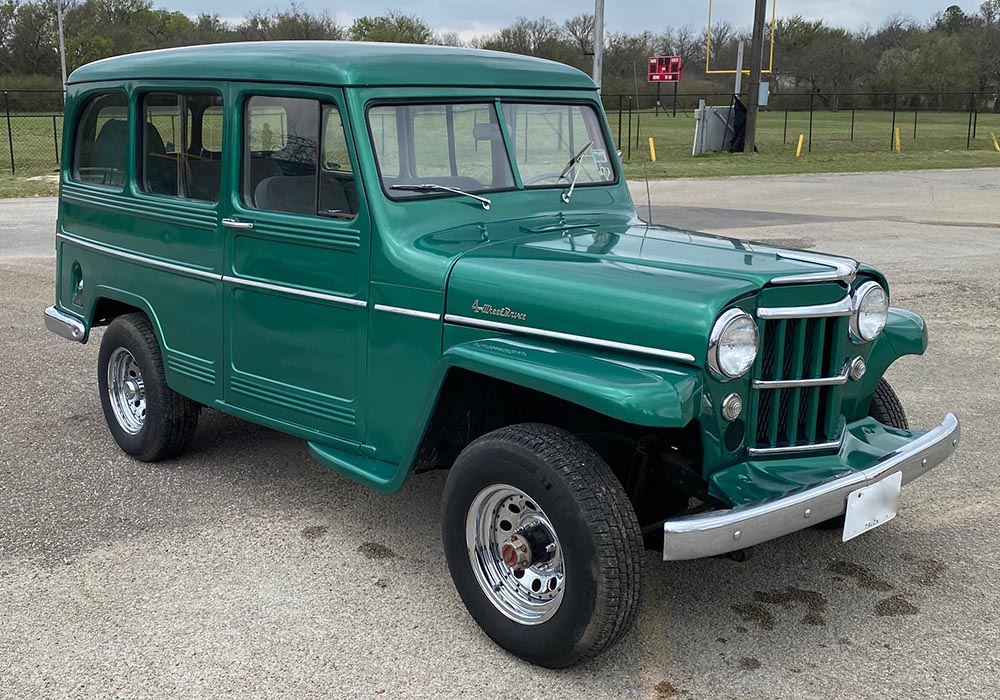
top-left (847, 307), bottom-right (927, 418)
top-left (435, 337), bottom-right (703, 427)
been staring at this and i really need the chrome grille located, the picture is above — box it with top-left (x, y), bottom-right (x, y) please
top-left (749, 310), bottom-right (850, 456)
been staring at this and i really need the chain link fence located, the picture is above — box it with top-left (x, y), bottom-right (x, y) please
top-left (1, 89), bottom-right (66, 176)
top-left (4, 88), bottom-right (1000, 175)
top-left (601, 91), bottom-right (1000, 162)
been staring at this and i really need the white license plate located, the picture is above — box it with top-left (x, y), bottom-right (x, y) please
top-left (842, 471), bottom-right (902, 542)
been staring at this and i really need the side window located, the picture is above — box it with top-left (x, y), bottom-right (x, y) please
top-left (71, 92), bottom-right (129, 188)
top-left (320, 106), bottom-right (357, 220)
top-left (140, 92), bottom-right (223, 202)
top-left (243, 95), bottom-right (357, 220)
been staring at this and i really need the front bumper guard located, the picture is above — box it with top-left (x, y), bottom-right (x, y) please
top-left (663, 413), bottom-right (960, 560)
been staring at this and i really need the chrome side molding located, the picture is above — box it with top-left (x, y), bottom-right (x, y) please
top-left (443, 314), bottom-right (697, 363)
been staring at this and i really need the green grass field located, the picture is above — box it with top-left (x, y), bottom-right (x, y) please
top-left (2, 107), bottom-right (999, 197)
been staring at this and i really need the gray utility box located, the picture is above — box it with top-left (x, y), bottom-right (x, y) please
top-left (692, 100), bottom-right (736, 155)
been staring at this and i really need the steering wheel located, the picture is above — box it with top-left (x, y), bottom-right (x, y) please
top-left (523, 172), bottom-right (567, 185)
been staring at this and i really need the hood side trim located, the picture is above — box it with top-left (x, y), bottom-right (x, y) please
top-left (768, 249), bottom-right (860, 285)
top-left (443, 314), bottom-right (697, 364)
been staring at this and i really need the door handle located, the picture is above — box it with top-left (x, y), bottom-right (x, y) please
top-left (222, 218), bottom-right (253, 230)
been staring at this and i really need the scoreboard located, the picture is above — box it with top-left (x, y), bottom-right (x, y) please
top-left (648, 56), bottom-right (682, 82)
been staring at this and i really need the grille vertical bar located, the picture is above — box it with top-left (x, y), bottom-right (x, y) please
top-left (751, 305), bottom-right (849, 454)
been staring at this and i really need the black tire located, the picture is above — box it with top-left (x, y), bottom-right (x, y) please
top-left (97, 313), bottom-right (199, 461)
top-left (867, 378), bottom-right (909, 430)
top-left (815, 378), bottom-right (908, 529)
top-left (442, 423), bottom-right (643, 668)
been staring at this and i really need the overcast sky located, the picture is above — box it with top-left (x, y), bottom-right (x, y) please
top-left (169, 1), bottom-right (984, 39)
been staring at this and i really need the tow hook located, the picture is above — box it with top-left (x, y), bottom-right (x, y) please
top-left (713, 546), bottom-right (755, 563)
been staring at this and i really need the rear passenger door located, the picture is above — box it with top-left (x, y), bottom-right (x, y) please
top-left (222, 85), bottom-right (369, 444)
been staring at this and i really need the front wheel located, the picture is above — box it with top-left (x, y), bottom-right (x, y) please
top-left (442, 423), bottom-right (643, 668)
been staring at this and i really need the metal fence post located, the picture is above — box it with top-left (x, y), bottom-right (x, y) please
top-left (635, 100), bottom-right (641, 150)
top-left (52, 115), bottom-right (59, 163)
top-left (627, 96), bottom-right (632, 160)
top-left (889, 93), bottom-right (897, 152)
top-left (808, 92), bottom-right (814, 153)
top-left (967, 92), bottom-right (974, 149)
top-left (972, 94), bottom-right (978, 139)
top-left (4, 91), bottom-right (14, 175)
top-left (783, 109), bottom-right (788, 144)
top-left (851, 108), bottom-right (855, 142)
top-left (912, 109), bottom-right (918, 139)
top-left (617, 95), bottom-right (623, 148)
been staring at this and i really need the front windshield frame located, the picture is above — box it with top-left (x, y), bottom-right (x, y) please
top-left (499, 99), bottom-right (619, 191)
top-left (364, 97), bottom-right (618, 203)
top-left (365, 99), bottom-right (519, 202)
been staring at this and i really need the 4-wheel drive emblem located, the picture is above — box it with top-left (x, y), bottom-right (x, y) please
top-left (471, 299), bottom-right (527, 321)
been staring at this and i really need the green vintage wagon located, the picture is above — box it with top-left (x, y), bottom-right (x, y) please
top-left (44, 41), bottom-right (959, 667)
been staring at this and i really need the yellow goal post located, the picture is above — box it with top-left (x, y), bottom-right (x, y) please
top-left (705, 0), bottom-right (777, 75)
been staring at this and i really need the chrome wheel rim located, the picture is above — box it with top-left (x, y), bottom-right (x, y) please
top-left (466, 484), bottom-right (565, 625)
top-left (107, 347), bottom-right (146, 435)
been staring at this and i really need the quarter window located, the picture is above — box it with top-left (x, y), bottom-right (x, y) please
top-left (140, 92), bottom-right (224, 202)
top-left (242, 95), bottom-right (358, 220)
top-left (71, 92), bottom-right (129, 188)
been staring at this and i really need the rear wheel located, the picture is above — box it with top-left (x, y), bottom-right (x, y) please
top-left (815, 378), bottom-right (908, 529)
top-left (442, 423), bottom-right (643, 668)
top-left (97, 313), bottom-right (199, 461)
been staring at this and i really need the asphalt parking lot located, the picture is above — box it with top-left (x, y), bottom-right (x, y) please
top-left (2, 168), bottom-right (999, 698)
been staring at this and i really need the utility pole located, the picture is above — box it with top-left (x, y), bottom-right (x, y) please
top-left (56, 1), bottom-right (68, 98)
top-left (743, 0), bottom-right (767, 153)
top-left (592, 0), bottom-right (604, 91)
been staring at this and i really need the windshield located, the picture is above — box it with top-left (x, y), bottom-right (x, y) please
top-left (368, 102), bottom-right (515, 198)
top-left (367, 101), bottom-right (616, 200)
top-left (501, 103), bottom-right (615, 187)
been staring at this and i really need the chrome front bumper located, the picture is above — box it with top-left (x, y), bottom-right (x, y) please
top-left (663, 413), bottom-right (960, 560)
top-left (43, 306), bottom-right (86, 342)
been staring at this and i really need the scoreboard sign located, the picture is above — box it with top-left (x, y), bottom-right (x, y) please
top-left (648, 55), bottom-right (682, 82)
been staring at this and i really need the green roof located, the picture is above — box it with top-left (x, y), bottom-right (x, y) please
top-left (67, 41), bottom-right (596, 90)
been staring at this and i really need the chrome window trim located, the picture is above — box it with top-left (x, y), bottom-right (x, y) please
top-left (57, 232), bottom-right (220, 281)
top-left (443, 314), bottom-right (696, 363)
top-left (757, 295), bottom-right (853, 320)
top-left (374, 304), bottom-right (440, 321)
top-left (223, 276), bottom-right (367, 308)
top-left (752, 364), bottom-right (850, 390)
top-left (768, 250), bottom-right (860, 285)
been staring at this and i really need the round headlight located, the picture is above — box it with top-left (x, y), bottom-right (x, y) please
top-left (708, 309), bottom-right (759, 379)
top-left (851, 282), bottom-right (888, 342)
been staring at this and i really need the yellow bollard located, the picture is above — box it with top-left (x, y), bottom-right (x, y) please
top-left (648, 137), bottom-right (656, 162)
top-left (795, 134), bottom-right (804, 158)
top-left (991, 132), bottom-right (1000, 153)
top-left (894, 127), bottom-right (901, 154)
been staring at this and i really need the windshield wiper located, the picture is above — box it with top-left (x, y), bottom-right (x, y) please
top-left (559, 140), bottom-right (593, 204)
top-left (390, 183), bottom-right (491, 211)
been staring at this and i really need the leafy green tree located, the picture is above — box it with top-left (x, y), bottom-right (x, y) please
top-left (348, 10), bottom-right (432, 44)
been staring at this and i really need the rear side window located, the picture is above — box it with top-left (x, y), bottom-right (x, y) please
top-left (72, 92), bottom-right (129, 188)
top-left (140, 92), bottom-right (224, 202)
top-left (242, 95), bottom-right (358, 220)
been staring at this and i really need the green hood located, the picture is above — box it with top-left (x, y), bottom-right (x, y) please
top-left (445, 218), bottom-right (857, 365)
